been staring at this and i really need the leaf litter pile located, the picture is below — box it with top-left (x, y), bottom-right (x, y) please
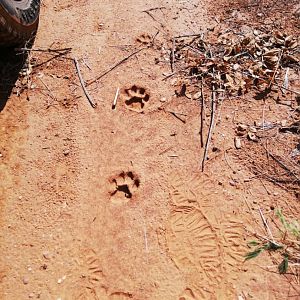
top-left (162, 26), bottom-right (300, 279)
top-left (165, 28), bottom-right (300, 194)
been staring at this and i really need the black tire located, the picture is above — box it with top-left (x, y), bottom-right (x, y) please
top-left (0, 0), bottom-right (40, 46)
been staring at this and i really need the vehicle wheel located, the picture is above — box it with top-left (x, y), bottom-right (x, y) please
top-left (0, 0), bottom-right (40, 46)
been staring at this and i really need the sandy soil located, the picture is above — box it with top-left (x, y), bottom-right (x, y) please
top-left (1, 0), bottom-right (300, 299)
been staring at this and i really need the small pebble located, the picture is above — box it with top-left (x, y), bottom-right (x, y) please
top-left (229, 180), bottom-right (236, 186)
top-left (57, 275), bottom-right (66, 284)
top-left (23, 277), bottom-right (29, 285)
top-left (28, 293), bottom-right (34, 298)
top-left (233, 63), bottom-right (240, 70)
top-left (234, 137), bottom-right (242, 149)
top-left (247, 132), bottom-right (257, 142)
top-left (281, 120), bottom-right (287, 126)
top-left (63, 150), bottom-right (70, 156)
top-left (237, 124), bottom-right (248, 130)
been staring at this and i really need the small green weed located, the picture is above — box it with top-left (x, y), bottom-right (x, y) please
top-left (245, 209), bottom-right (300, 275)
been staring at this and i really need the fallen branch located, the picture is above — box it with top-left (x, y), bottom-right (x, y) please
top-left (200, 80), bottom-right (205, 148)
top-left (38, 77), bottom-right (57, 107)
top-left (16, 47), bottom-right (72, 54)
top-left (87, 47), bottom-right (148, 86)
top-left (201, 83), bottom-right (217, 171)
top-left (142, 6), bottom-right (166, 13)
top-left (258, 207), bottom-right (275, 241)
top-left (142, 9), bottom-right (166, 28)
top-left (33, 51), bottom-right (73, 69)
top-left (267, 151), bottom-right (300, 182)
top-left (167, 110), bottom-right (186, 123)
top-left (74, 57), bottom-right (97, 108)
top-left (171, 37), bottom-right (175, 73)
top-left (174, 33), bottom-right (203, 39)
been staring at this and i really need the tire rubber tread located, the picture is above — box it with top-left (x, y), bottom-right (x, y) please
top-left (0, 0), bottom-right (40, 46)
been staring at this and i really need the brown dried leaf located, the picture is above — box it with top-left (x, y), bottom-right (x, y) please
top-left (284, 54), bottom-right (299, 63)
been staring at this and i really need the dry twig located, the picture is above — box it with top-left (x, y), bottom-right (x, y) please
top-left (171, 38), bottom-right (175, 73)
top-left (74, 57), bottom-right (97, 108)
top-left (201, 83), bottom-right (217, 171)
top-left (200, 81), bottom-right (205, 148)
top-left (258, 207), bottom-right (275, 241)
top-left (112, 87), bottom-right (120, 110)
top-left (87, 47), bottom-right (148, 86)
top-left (142, 6), bottom-right (166, 13)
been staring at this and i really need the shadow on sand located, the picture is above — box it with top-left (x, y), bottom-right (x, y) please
top-left (0, 48), bottom-right (28, 112)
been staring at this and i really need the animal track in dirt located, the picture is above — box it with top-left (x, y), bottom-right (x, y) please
top-left (136, 33), bottom-right (152, 46)
top-left (166, 173), bottom-right (247, 298)
top-left (109, 171), bottom-right (140, 204)
top-left (122, 85), bottom-right (150, 112)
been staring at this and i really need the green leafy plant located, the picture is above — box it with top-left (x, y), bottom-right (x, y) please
top-left (245, 241), bottom-right (283, 261)
top-left (276, 209), bottom-right (300, 238)
top-left (245, 209), bottom-right (299, 275)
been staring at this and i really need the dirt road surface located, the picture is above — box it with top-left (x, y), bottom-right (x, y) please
top-left (1, 0), bottom-right (300, 299)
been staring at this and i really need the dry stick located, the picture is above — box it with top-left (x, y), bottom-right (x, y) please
top-left (279, 84), bottom-right (300, 95)
top-left (267, 151), bottom-right (300, 181)
top-left (142, 6), bottom-right (166, 12)
top-left (201, 83), bottom-right (217, 171)
top-left (171, 38), bottom-right (175, 73)
top-left (16, 47), bottom-right (72, 54)
top-left (200, 81), bottom-right (205, 148)
top-left (168, 111), bottom-right (186, 123)
top-left (33, 52), bottom-right (73, 72)
top-left (258, 207), bottom-right (275, 242)
top-left (86, 47), bottom-right (147, 87)
top-left (38, 77), bottom-right (57, 106)
top-left (262, 99), bottom-right (266, 133)
top-left (258, 178), bottom-right (271, 195)
top-left (112, 87), bottom-right (120, 110)
top-left (142, 10), bottom-right (166, 29)
top-left (165, 109), bottom-right (187, 116)
top-left (162, 71), bottom-right (177, 81)
top-left (174, 33), bottom-right (203, 39)
top-left (74, 57), bottom-right (97, 108)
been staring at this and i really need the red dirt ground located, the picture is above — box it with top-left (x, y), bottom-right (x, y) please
top-left (0, 1), bottom-right (299, 299)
